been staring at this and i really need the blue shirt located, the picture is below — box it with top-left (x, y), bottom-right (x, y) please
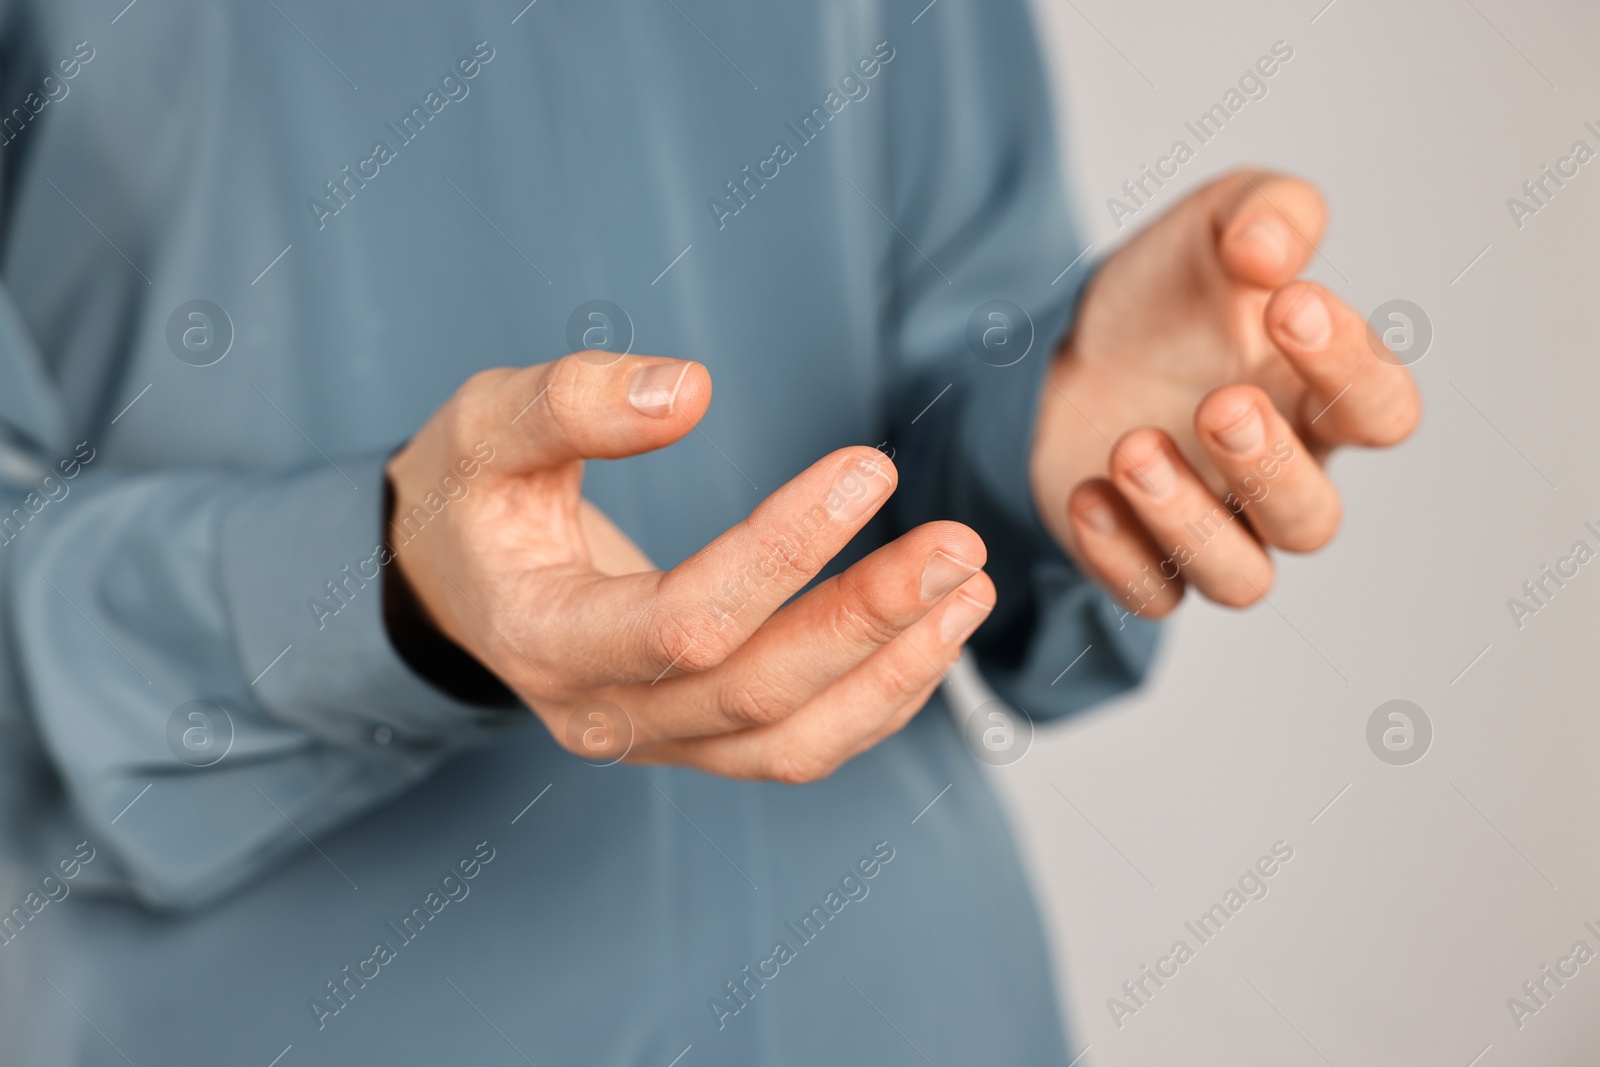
top-left (0, 1), bottom-right (1156, 1063)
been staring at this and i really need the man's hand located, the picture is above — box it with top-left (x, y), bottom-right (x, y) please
top-left (386, 354), bottom-right (994, 782)
top-left (1031, 170), bottom-right (1422, 616)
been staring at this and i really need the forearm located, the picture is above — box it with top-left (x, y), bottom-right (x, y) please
top-left (6, 455), bottom-right (514, 910)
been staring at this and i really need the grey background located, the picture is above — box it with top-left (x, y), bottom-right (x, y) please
top-left (956, 1), bottom-right (1600, 1063)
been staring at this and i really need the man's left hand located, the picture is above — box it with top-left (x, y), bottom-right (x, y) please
top-left (1031, 170), bottom-right (1421, 616)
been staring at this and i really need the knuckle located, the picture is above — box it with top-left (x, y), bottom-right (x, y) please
top-left (451, 370), bottom-right (507, 435)
top-left (722, 677), bottom-right (793, 727)
top-left (721, 526), bottom-right (828, 600)
top-left (831, 593), bottom-right (902, 649)
top-left (539, 357), bottom-right (587, 440)
top-left (873, 653), bottom-right (926, 702)
top-left (651, 611), bottom-right (736, 675)
top-left (678, 632), bottom-right (738, 674)
top-left (458, 368), bottom-right (504, 403)
top-left (762, 531), bottom-right (826, 585)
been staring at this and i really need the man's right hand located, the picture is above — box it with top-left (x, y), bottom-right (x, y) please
top-left (385, 353), bottom-right (994, 784)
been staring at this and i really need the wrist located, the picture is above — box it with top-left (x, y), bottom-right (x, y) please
top-left (381, 467), bottom-right (516, 707)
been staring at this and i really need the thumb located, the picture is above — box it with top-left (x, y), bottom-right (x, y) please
top-left (477, 352), bottom-right (711, 474)
top-left (1211, 171), bottom-right (1326, 289)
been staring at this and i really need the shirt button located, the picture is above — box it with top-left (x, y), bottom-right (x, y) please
top-left (373, 725), bottom-right (393, 745)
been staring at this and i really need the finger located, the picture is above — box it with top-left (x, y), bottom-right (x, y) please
top-left (643, 520), bottom-right (985, 737)
top-left (1196, 385), bottom-right (1341, 554)
top-left (464, 353), bottom-right (712, 473)
top-left (1213, 172), bottom-right (1326, 289)
top-left (650, 572), bottom-right (996, 783)
top-left (836, 675), bottom-right (943, 765)
top-left (553, 447), bottom-right (897, 685)
top-left (1066, 478), bottom-right (1185, 618)
top-left (651, 446), bottom-right (898, 670)
top-left (832, 582), bottom-right (1021, 763)
top-left (1109, 428), bottom-right (1274, 607)
top-left (1265, 281), bottom-right (1422, 448)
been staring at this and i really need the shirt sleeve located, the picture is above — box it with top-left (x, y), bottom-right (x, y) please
top-left (877, 0), bottom-right (1160, 721)
top-left (0, 289), bottom-right (516, 912)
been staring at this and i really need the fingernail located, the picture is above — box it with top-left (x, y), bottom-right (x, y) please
top-left (826, 455), bottom-right (893, 524)
top-left (1283, 291), bottom-right (1332, 350)
top-left (1214, 407), bottom-right (1264, 455)
top-left (1238, 218), bottom-right (1290, 271)
top-left (939, 591), bottom-right (992, 643)
top-left (920, 550), bottom-right (979, 600)
top-left (1078, 500), bottom-right (1116, 535)
top-left (1133, 451), bottom-right (1176, 499)
top-left (628, 361), bottom-right (691, 417)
